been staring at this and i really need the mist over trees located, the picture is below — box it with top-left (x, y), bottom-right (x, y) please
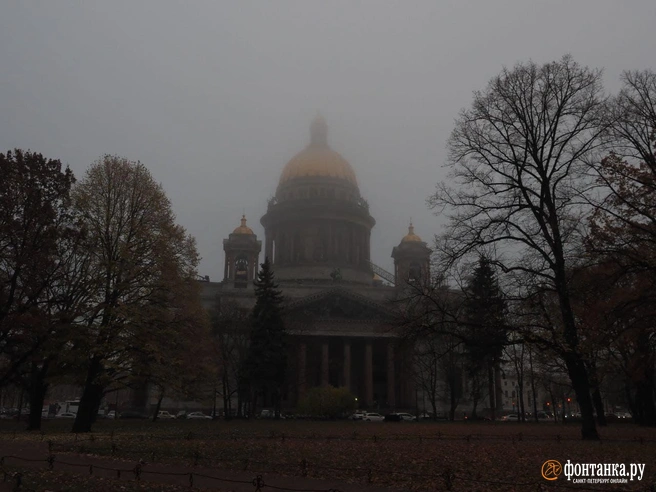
top-left (1, 55), bottom-right (655, 439)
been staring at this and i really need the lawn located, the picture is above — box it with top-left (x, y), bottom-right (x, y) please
top-left (0, 419), bottom-right (654, 491)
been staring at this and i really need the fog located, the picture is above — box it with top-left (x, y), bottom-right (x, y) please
top-left (1, 1), bottom-right (654, 277)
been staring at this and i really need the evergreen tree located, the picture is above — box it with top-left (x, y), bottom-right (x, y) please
top-left (244, 257), bottom-right (287, 418)
top-left (462, 256), bottom-right (507, 419)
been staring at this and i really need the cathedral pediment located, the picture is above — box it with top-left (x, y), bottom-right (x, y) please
top-left (284, 288), bottom-right (390, 322)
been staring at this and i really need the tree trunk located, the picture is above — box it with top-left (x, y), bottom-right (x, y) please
top-left (72, 357), bottom-right (105, 433)
top-left (27, 362), bottom-right (49, 431)
top-left (488, 363), bottom-right (496, 420)
top-left (635, 380), bottom-right (656, 426)
top-left (528, 347), bottom-right (539, 422)
top-left (591, 387), bottom-right (606, 426)
top-left (556, 266), bottom-right (599, 439)
top-left (430, 396), bottom-right (438, 421)
top-left (449, 375), bottom-right (458, 421)
top-left (274, 387), bottom-right (281, 419)
top-left (222, 373), bottom-right (229, 420)
top-left (588, 363), bottom-right (606, 426)
top-left (494, 363), bottom-right (503, 412)
top-left (250, 388), bottom-right (257, 420)
top-left (152, 388), bottom-right (164, 422)
top-left (236, 383), bottom-right (243, 418)
top-left (16, 390), bottom-right (24, 422)
top-left (563, 353), bottom-right (599, 439)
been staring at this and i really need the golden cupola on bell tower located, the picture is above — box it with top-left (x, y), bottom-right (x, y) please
top-left (222, 215), bottom-right (262, 288)
top-left (260, 115), bottom-right (376, 284)
top-left (392, 222), bottom-right (431, 286)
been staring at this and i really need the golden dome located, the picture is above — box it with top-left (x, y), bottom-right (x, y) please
top-left (401, 222), bottom-right (422, 243)
top-left (278, 115), bottom-right (358, 186)
top-left (232, 215), bottom-right (254, 235)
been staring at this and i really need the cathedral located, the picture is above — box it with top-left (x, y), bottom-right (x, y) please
top-left (201, 115), bottom-right (431, 411)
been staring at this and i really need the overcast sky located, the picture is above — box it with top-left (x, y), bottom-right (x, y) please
top-left (1, 1), bottom-right (654, 279)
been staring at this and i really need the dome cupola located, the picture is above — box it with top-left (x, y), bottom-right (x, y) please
top-left (401, 222), bottom-right (422, 243)
top-left (232, 214), bottom-right (254, 235)
top-left (278, 115), bottom-right (358, 188)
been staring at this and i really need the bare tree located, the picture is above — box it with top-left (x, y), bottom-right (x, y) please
top-left (430, 56), bottom-right (607, 439)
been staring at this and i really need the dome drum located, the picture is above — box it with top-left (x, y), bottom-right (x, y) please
top-left (262, 198), bottom-right (375, 230)
top-left (275, 176), bottom-right (360, 205)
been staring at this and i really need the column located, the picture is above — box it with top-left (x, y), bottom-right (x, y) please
top-left (365, 340), bottom-right (373, 406)
top-left (223, 256), bottom-right (229, 280)
top-left (404, 345), bottom-right (416, 408)
top-left (343, 340), bottom-right (351, 390)
top-left (387, 342), bottom-right (396, 408)
top-left (298, 341), bottom-right (307, 402)
top-left (321, 342), bottom-right (330, 386)
top-left (250, 254), bottom-right (257, 281)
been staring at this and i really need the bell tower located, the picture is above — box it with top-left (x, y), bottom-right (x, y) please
top-left (223, 215), bottom-right (262, 288)
top-left (391, 222), bottom-right (431, 286)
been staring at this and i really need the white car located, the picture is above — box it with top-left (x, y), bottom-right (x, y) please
top-left (56, 412), bottom-right (77, 419)
top-left (362, 412), bottom-right (384, 422)
top-left (186, 412), bottom-right (212, 420)
top-left (157, 410), bottom-right (176, 419)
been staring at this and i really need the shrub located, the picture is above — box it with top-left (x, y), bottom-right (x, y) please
top-left (297, 386), bottom-right (356, 419)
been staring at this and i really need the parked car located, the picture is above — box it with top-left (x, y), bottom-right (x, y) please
top-left (349, 412), bottom-right (365, 420)
top-left (157, 410), bottom-right (176, 419)
top-left (384, 413), bottom-right (403, 422)
top-left (176, 411), bottom-right (187, 419)
top-left (186, 412), bottom-right (212, 420)
top-left (105, 411), bottom-right (116, 419)
top-left (395, 412), bottom-right (417, 421)
top-left (536, 411), bottom-right (554, 421)
top-left (119, 410), bottom-right (149, 419)
top-left (501, 414), bottom-right (519, 421)
top-left (464, 415), bottom-right (492, 421)
top-left (362, 412), bottom-right (384, 422)
top-left (55, 412), bottom-right (77, 419)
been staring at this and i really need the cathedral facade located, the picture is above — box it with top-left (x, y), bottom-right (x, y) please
top-left (201, 116), bottom-right (430, 411)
